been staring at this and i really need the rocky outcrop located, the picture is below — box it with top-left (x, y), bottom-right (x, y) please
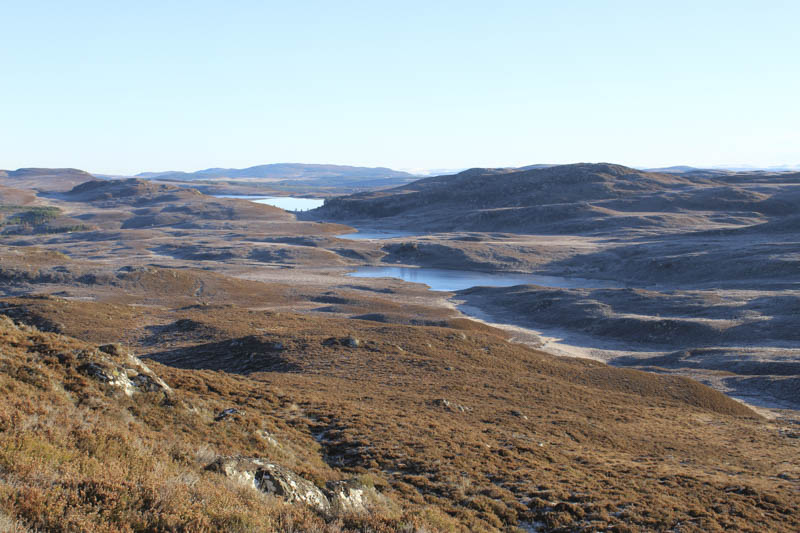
top-left (75, 342), bottom-right (171, 396)
top-left (206, 457), bottom-right (381, 515)
top-left (207, 457), bottom-right (330, 512)
top-left (321, 336), bottom-right (360, 348)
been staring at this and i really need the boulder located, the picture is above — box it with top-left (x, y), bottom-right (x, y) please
top-left (76, 346), bottom-right (171, 397)
top-left (207, 457), bottom-right (330, 513)
top-left (326, 478), bottom-right (380, 514)
top-left (343, 336), bottom-right (360, 348)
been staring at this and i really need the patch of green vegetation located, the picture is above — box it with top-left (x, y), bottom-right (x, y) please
top-left (0, 205), bottom-right (91, 235)
top-left (0, 206), bottom-right (62, 226)
top-left (2, 224), bottom-right (92, 236)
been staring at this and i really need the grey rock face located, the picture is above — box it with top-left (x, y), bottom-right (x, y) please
top-left (75, 345), bottom-right (171, 397)
top-left (207, 457), bottom-right (330, 513)
top-left (256, 463), bottom-right (330, 513)
top-left (206, 457), bottom-right (383, 515)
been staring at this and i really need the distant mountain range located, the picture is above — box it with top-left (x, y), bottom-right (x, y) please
top-left (644, 165), bottom-right (800, 173)
top-left (136, 163), bottom-right (414, 181)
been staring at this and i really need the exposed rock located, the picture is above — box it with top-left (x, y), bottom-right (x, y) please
top-left (343, 336), bottom-right (360, 348)
top-left (326, 478), bottom-right (381, 514)
top-left (215, 408), bottom-right (241, 421)
top-left (432, 398), bottom-right (471, 413)
top-left (321, 337), bottom-right (339, 346)
top-left (207, 457), bottom-right (330, 512)
top-left (75, 342), bottom-right (171, 397)
top-left (511, 409), bottom-right (528, 420)
top-left (78, 362), bottom-right (111, 383)
top-left (131, 373), bottom-right (163, 392)
top-left (321, 336), bottom-right (360, 348)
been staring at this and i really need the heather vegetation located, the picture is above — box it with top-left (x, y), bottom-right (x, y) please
top-left (0, 168), bottom-right (798, 531)
top-left (0, 293), bottom-right (797, 532)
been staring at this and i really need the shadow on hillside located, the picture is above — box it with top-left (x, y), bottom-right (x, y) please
top-left (147, 336), bottom-right (301, 374)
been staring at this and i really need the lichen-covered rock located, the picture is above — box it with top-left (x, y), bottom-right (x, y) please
top-left (207, 457), bottom-right (330, 513)
top-left (77, 362), bottom-right (112, 382)
top-left (326, 478), bottom-right (381, 514)
top-left (75, 344), bottom-right (171, 396)
top-left (131, 373), bottom-right (164, 392)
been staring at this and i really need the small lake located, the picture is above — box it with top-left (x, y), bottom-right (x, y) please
top-left (338, 230), bottom-right (421, 240)
top-left (215, 195), bottom-right (325, 211)
top-left (348, 266), bottom-right (622, 292)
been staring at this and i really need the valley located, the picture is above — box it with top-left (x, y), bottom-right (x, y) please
top-left (0, 165), bottom-right (798, 532)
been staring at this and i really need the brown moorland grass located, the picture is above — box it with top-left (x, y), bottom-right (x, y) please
top-left (0, 315), bottom-right (456, 532)
top-left (1, 294), bottom-right (798, 532)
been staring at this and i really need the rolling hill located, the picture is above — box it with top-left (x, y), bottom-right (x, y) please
top-left (311, 163), bottom-right (800, 235)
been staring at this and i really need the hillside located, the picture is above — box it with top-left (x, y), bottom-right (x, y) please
top-left (1, 287), bottom-right (798, 532)
top-left (311, 163), bottom-right (799, 235)
top-left (2, 165), bottom-right (799, 531)
top-left (1, 168), bottom-right (97, 193)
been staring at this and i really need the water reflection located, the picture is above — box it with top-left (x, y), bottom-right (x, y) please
top-left (348, 266), bottom-right (621, 292)
top-left (215, 195), bottom-right (324, 211)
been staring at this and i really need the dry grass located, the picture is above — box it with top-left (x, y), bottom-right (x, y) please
top-left (1, 294), bottom-right (797, 532)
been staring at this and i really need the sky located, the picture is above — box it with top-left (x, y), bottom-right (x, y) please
top-left (2, 0), bottom-right (799, 175)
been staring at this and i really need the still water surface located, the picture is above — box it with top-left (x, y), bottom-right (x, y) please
top-left (216, 195), bottom-right (324, 211)
top-left (348, 266), bottom-right (621, 292)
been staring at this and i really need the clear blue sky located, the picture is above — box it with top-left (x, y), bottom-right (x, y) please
top-left (2, 1), bottom-right (798, 174)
